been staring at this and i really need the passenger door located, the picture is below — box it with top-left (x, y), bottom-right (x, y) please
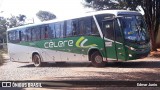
top-left (102, 20), bottom-right (117, 60)
top-left (102, 19), bottom-right (126, 60)
top-left (114, 19), bottom-right (126, 60)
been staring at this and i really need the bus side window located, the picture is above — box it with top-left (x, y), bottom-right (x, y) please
top-left (10, 31), bottom-right (14, 43)
top-left (24, 28), bottom-right (29, 42)
top-left (40, 26), bottom-right (45, 40)
top-left (103, 20), bottom-right (114, 40)
top-left (44, 26), bottom-right (49, 39)
top-left (19, 31), bottom-right (21, 41)
top-left (32, 28), bottom-right (36, 41)
top-left (14, 30), bottom-right (20, 43)
top-left (63, 22), bottom-right (66, 37)
top-left (55, 23), bottom-right (61, 38)
top-left (115, 20), bottom-right (123, 42)
top-left (31, 27), bottom-right (41, 41)
top-left (49, 23), bottom-right (55, 38)
top-left (17, 30), bottom-right (19, 41)
top-left (79, 17), bottom-right (92, 35)
top-left (8, 30), bottom-right (20, 43)
top-left (60, 22), bottom-right (64, 38)
top-left (66, 20), bottom-right (73, 37)
top-left (66, 19), bottom-right (79, 37)
top-left (36, 26), bottom-right (41, 40)
top-left (25, 28), bottom-right (32, 41)
top-left (11, 31), bottom-right (15, 43)
top-left (21, 29), bottom-right (26, 42)
top-left (91, 18), bottom-right (99, 35)
top-left (40, 26), bottom-right (48, 40)
top-left (8, 31), bottom-right (14, 43)
top-left (79, 18), bottom-right (85, 35)
top-left (72, 19), bottom-right (78, 36)
top-left (84, 17), bottom-right (91, 35)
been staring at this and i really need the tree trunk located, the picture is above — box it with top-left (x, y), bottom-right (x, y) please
top-left (143, 0), bottom-right (158, 51)
top-left (150, 33), bottom-right (157, 51)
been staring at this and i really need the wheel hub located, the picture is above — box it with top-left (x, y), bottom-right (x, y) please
top-left (95, 55), bottom-right (102, 63)
top-left (33, 55), bottom-right (40, 66)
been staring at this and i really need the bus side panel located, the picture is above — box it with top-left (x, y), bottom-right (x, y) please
top-left (43, 47), bottom-right (88, 62)
top-left (8, 35), bottom-right (105, 63)
top-left (8, 43), bottom-right (31, 62)
top-left (40, 36), bottom-right (104, 62)
top-left (42, 49), bottom-right (61, 62)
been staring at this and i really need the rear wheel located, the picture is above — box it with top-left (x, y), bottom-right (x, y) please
top-left (32, 54), bottom-right (42, 67)
top-left (91, 51), bottom-right (105, 67)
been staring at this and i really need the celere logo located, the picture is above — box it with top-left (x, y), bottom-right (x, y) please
top-left (44, 40), bottom-right (74, 48)
top-left (76, 37), bottom-right (97, 48)
top-left (44, 37), bottom-right (97, 49)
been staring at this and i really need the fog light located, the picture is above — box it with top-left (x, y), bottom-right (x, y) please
top-left (129, 54), bottom-right (132, 57)
top-left (130, 47), bottom-right (135, 50)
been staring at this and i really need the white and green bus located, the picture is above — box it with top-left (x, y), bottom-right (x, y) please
top-left (7, 10), bottom-right (150, 67)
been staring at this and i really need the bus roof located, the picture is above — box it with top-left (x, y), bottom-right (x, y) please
top-left (7, 10), bottom-right (141, 31)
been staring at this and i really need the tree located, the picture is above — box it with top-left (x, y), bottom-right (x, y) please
top-left (84, 0), bottom-right (126, 10)
top-left (36, 10), bottom-right (56, 22)
top-left (142, 0), bottom-right (160, 51)
top-left (0, 17), bottom-right (7, 43)
top-left (0, 14), bottom-right (27, 42)
top-left (84, 0), bottom-right (144, 10)
top-left (17, 14), bottom-right (26, 22)
top-left (6, 14), bottom-right (27, 28)
top-left (84, 0), bottom-right (160, 51)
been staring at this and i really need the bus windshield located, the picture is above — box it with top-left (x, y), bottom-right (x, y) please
top-left (119, 15), bottom-right (149, 44)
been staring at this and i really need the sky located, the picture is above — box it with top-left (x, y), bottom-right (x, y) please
top-left (0, 0), bottom-right (93, 23)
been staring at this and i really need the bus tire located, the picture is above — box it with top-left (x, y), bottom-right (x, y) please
top-left (32, 54), bottom-right (42, 67)
top-left (91, 51), bottom-right (105, 67)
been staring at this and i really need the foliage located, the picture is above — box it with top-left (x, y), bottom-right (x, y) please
top-left (0, 17), bottom-right (7, 42)
top-left (0, 14), bottom-right (27, 42)
top-left (6, 14), bottom-right (26, 28)
top-left (84, 0), bottom-right (142, 10)
top-left (36, 10), bottom-right (56, 22)
top-left (84, 0), bottom-right (160, 51)
top-left (84, 0), bottom-right (122, 10)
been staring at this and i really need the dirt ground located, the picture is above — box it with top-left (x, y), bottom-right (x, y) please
top-left (0, 50), bottom-right (160, 90)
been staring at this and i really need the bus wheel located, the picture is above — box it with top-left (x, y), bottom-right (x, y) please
top-left (91, 51), bottom-right (105, 67)
top-left (32, 54), bottom-right (42, 67)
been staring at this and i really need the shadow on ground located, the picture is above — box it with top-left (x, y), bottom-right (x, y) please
top-left (18, 60), bottom-right (160, 68)
top-left (18, 62), bottom-right (92, 68)
top-left (105, 61), bottom-right (160, 68)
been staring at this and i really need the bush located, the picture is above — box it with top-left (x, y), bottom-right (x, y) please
top-left (0, 48), bottom-right (7, 65)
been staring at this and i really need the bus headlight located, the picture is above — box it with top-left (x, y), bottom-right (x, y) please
top-left (129, 54), bottom-right (132, 57)
top-left (130, 47), bottom-right (135, 51)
